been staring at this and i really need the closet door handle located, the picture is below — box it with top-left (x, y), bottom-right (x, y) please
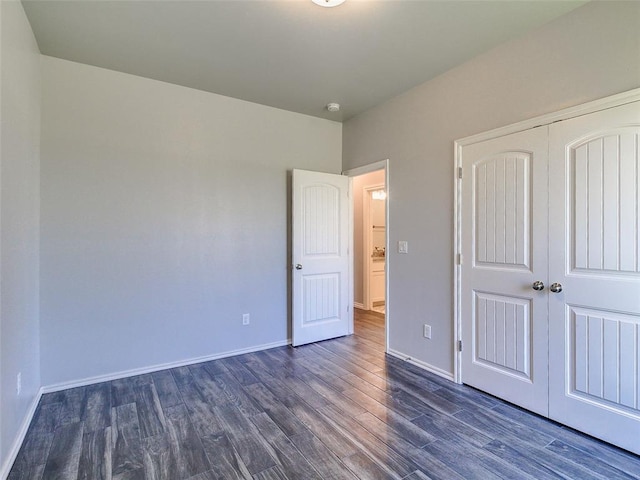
top-left (295, 264), bottom-right (303, 270)
top-left (532, 281), bottom-right (545, 291)
top-left (550, 283), bottom-right (563, 293)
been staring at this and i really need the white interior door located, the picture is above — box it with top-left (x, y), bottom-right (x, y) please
top-left (292, 169), bottom-right (350, 347)
top-left (548, 101), bottom-right (640, 454)
top-left (460, 127), bottom-right (550, 416)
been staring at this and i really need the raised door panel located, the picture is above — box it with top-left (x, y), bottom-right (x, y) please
top-left (474, 153), bottom-right (531, 270)
top-left (474, 292), bottom-right (531, 380)
top-left (571, 130), bottom-right (640, 275)
top-left (303, 184), bottom-right (340, 257)
top-left (569, 308), bottom-right (640, 413)
top-left (302, 273), bottom-right (340, 326)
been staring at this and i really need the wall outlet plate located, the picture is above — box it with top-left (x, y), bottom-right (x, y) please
top-left (398, 241), bottom-right (408, 254)
top-left (242, 313), bottom-right (250, 325)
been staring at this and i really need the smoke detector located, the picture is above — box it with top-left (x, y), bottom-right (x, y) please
top-left (326, 103), bottom-right (340, 112)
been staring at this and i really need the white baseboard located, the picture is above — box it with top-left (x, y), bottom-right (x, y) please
top-left (354, 302), bottom-right (365, 310)
top-left (42, 339), bottom-right (291, 394)
top-left (387, 349), bottom-right (455, 382)
top-left (3, 339), bottom-right (290, 478)
top-left (1, 387), bottom-right (44, 480)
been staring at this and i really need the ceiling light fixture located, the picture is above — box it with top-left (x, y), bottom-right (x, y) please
top-left (326, 102), bottom-right (340, 112)
top-left (312, 0), bottom-right (346, 7)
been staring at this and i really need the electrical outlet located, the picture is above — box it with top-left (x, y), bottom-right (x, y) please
top-left (17, 372), bottom-right (22, 396)
top-left (242, 313), bottom-right (250, 325)
top-left (423, 324), bottom-right (432, 339)
top-left (398, 241), bottom-right (408, 254)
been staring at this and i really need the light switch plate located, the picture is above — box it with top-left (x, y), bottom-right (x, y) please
top-left (398, 241), bottom-right (408, 254)
top-left (423, 324), bottom-right (432, 339)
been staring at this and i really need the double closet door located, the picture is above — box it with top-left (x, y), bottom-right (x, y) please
top-left (460, 101), bottom-right (640, 454)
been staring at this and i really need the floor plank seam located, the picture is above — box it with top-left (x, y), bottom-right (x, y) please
top-left (8, 310), bottom-right (640, 480)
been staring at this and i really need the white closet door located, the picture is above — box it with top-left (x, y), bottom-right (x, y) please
top-left (460, 127), bottom-right (549, 416)
top-left (548, 101), bottom-right (640, 454)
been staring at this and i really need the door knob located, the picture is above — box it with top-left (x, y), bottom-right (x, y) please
top-left (550, 283), bottom-right (563, 293)
top-left (532, 281), bottom-right (545, 291)
top-left (295, 264), bottom-right (303, 270)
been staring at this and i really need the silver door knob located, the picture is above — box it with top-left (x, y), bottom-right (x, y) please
top-left (295, 264), bottom-right (303, 270)
top-left (532, 281), bottom-right (545, 291)
top-left (550, 283), bottom-right (563, 293)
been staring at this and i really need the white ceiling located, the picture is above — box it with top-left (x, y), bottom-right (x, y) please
top-left (22, 0), bottom-right (586, 121)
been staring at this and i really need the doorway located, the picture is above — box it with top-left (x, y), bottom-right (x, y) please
top-left (291, 162), bottom-right (388, 349)
top-left (344, 160), bottom-right (389, 351)
top-left (363, 183), bottom-right (386, 313)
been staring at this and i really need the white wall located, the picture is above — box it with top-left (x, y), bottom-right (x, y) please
top-left (352, 169), bottom-right (384, 306)
top-left (343, 1), bottom-right (640, 376)
top-left (40, 57), bottom-right (342, 386)
top-left (0, 0), bottom-right (41, 471)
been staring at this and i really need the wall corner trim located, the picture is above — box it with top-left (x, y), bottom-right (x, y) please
top-left (0, 388), bottom-right (45, 480)
top-left (456, 88), bottom-right (640, 147)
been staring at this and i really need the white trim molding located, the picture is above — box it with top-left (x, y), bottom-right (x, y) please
top-left (457, 88), bottom-right (640, 147)
top-left (1, 338), bottom-right (290, 478)
top-left (342, 159), bottom-right (388, 178)
top-left (387, 349), bottom-right (455, 382)
top-left (41, 339), bottom-right (291, 394)
top-left (1, 388), bottom-right (44, 480)
top-left (453, 88), bottom-right (640, 385)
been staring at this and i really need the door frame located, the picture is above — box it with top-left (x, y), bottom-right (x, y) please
top-left (343, 159), bottom-right (390, 353)
top-left (453, 88), bottom-right (640, 384)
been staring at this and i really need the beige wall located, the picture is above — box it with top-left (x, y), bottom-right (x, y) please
top-left (40, 57), bottom-right (342, 386)
top-left (343, 1), bottom-right (640, 376)
top-left (0, 0), bottom-right (41, 471)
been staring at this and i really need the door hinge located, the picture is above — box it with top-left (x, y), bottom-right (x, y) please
top-left (458, 167), bottom-right (463, 179)
top-left (457, 254), bottom-right (463, 265)
top-left (458, 340), bottom-right (463, 352)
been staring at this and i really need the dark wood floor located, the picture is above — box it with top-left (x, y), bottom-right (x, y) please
top-left (9, 309), bottom-right (640, 479)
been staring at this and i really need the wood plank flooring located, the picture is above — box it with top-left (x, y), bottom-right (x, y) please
top-left (9, 309), bottom-right (640, 479)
